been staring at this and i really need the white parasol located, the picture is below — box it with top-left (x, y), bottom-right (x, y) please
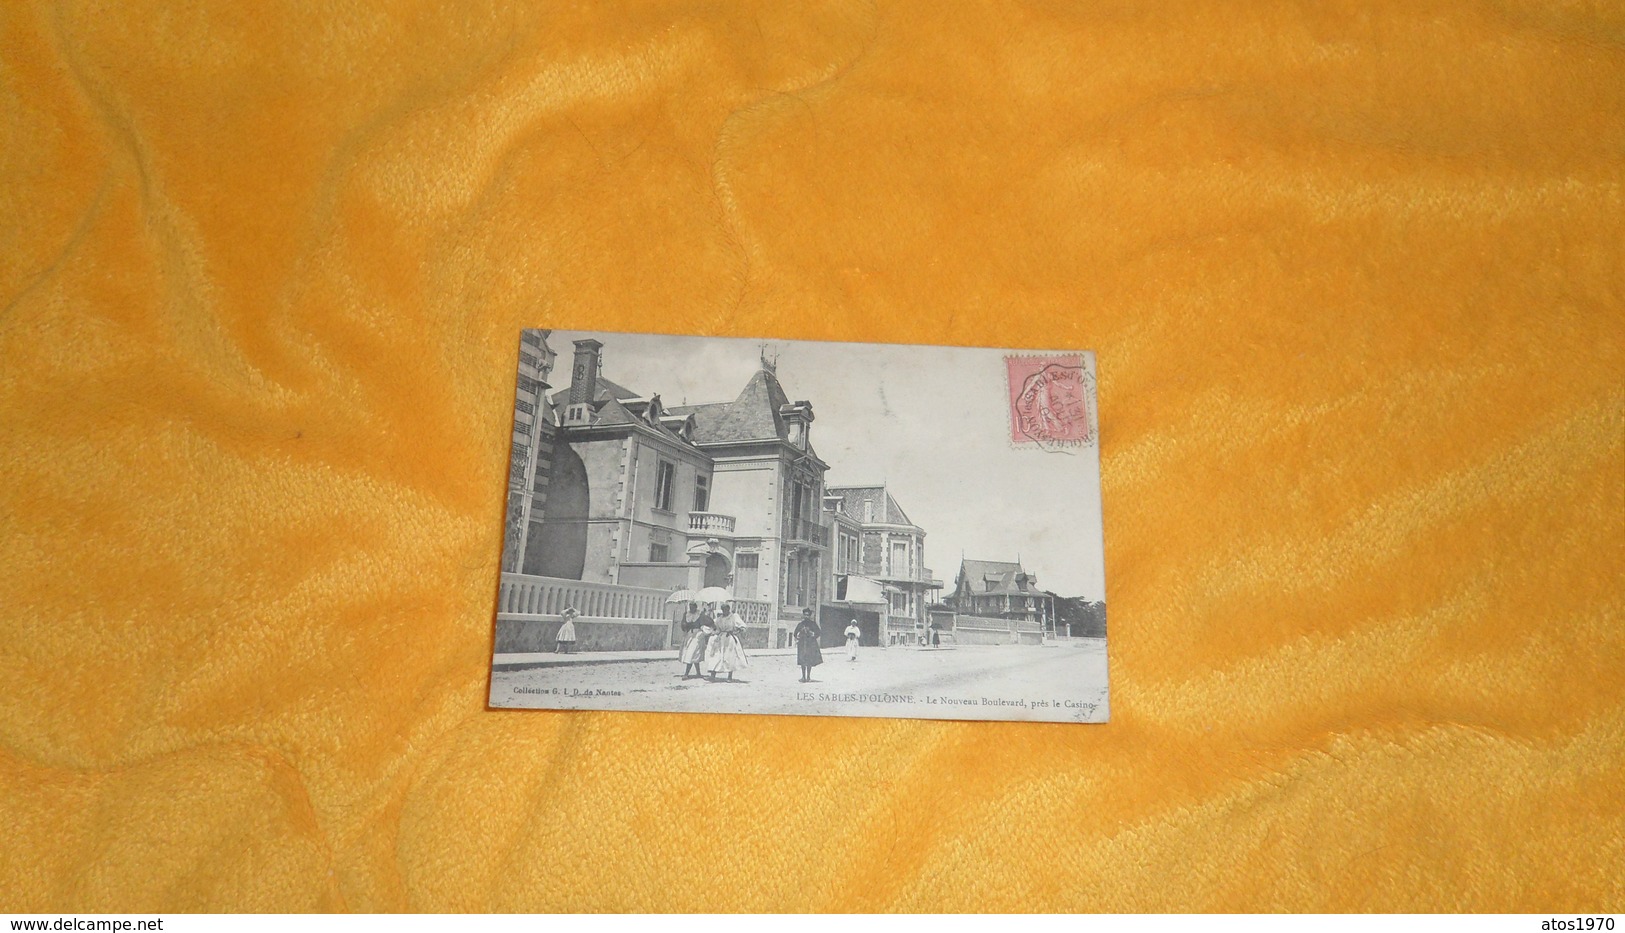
top-left (695, 586), bottom-right (733, 604)
top-left (665, 589), bottom-right (697, 604)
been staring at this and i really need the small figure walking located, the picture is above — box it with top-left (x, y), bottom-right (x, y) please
top-left (844, 617), bottom-right (861, 661)
top-left (679, 603), bottom-right (713, 679)
top-left (793, 608), bottom-right (823, 683)
top-left (555, 607), bottom-right (579, 654)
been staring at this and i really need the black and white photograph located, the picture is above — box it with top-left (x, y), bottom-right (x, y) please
top-left (489, 330), bottom-right (1108, 723)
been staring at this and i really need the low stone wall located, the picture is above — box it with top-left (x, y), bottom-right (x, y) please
top-left (948, 612), bottom-right (1045, 646)
top-left (494, 615), bottom-right (672, 653)
top-left (954, 626), bottom-right (1039, 646)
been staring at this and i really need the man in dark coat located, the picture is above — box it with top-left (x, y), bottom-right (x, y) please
top-left (793, 607), bottom-right (823, 683)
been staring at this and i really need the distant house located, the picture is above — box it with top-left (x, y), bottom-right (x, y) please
top-left (823, 484), bottom-right (941, 646)
top-left (947, 558), bottom-right (1056, 630)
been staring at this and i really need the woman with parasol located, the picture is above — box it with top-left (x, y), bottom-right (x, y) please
top-left (676, 594), bottom-right (712, 680)
top-left (703, 596), bottom-right (749, 682)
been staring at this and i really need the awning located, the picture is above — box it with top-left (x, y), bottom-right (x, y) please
top-left (837, 575), bottom-right (894, 606)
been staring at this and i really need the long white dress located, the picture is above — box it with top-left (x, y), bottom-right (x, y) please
top-left (705, 612), bottom-right (750, 674)
top-left (679, 614), bottom-right (713, 665)
top-left (844, 624), bottom-right (860, 660)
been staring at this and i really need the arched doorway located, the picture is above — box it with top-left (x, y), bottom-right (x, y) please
top-left (703, 552), bottom-right (731, 589)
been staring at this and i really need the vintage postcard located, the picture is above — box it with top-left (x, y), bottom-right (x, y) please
top-left (489, 330), bottom-right (1108, 723)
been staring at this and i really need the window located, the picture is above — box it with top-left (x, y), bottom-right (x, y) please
top-left (889, 591), bottom-right (908, 615)
top-left (891, 541), bottom-right (908, 577)
top-left (654, 460), bottom-right (676, 512)
top-left (839, 533), bottom-right (858, 574)
top-left (649, 542), bottom-right (669, 562)
top-left (783, 553), bottom-right (816, 607)
top-left (736, 553), bottom-right (758, 599)
top-left (693, 474), bottom-right (710, 512)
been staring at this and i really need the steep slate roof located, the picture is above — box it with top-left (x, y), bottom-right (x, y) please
top-left (589, 397), bottom-right (638, 426)
top-left (958, 558), bottom-right (1042, 595)
top-left (550, 373), bottom-right (701, 447)
top-left (561, 363), bottom-right (811, 449)
top-left (662, 401), bottom-right (728, 440)
top-left (826, 485), bottom-right (915, 526)
top-left (668, 369), bottom-right (792, 445)
top-left (551, 374), bottom-right (643, 406)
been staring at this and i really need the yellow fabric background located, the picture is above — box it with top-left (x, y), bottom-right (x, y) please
top-left (2, 0), bottom-right (1622, 913)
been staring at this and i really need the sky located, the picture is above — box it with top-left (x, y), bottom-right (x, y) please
top-left (544, 329), bottom-right (1106, 601)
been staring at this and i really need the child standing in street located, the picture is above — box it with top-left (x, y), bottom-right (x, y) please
top-left (555, 607), bottom-right (579, 654)
top-left (844, 618), bottom-right (860, 661)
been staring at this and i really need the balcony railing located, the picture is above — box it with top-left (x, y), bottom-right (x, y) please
top-left (734, 599), bottom-right (772, 625)
top-left (786, 517), bottom-right (830, 547)
top-left (687, 511), bottom-right (736, 535)
top-left (878, 569), bottom-right (939, 585)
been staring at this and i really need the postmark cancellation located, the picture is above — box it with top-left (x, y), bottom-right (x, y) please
top-left (1005, 353), bottom-right (1097, 453)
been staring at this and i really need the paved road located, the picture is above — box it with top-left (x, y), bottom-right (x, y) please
top-left (489, 641), bottom-right (1108, 723)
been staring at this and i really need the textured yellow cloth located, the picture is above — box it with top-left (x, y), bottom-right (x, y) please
top-left (2, 0), bottom-right (1622, 913)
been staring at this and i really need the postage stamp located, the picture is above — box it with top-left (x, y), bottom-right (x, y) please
top-left (1005, 353), bottom-right (1096, 452)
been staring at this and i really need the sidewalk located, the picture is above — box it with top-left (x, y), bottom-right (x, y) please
top-left (492, 647), bottom-right (797, 671)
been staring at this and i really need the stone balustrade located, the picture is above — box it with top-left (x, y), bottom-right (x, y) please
top-left (494, 573), bottom-right (782, 654)
top-left (687, 511), bottom-right (736, 534)
top-left (498, 572), bottom-right (668, 620)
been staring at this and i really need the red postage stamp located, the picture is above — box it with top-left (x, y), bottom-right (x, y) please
top-left (1006, 353), bottom-right (1096, 452)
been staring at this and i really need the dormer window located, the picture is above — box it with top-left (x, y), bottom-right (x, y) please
top-left (778, 400), bottom-right (814, 450)
top-left (563, 403), bottom-right (592, 426)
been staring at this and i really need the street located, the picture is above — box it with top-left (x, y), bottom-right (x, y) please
top-left (489, 640), bottom-right (1108, 722)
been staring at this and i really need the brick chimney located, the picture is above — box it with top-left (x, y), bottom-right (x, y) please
top-left (569, 339), bottom-right (603, 404)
